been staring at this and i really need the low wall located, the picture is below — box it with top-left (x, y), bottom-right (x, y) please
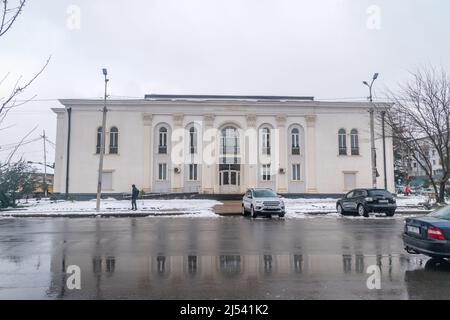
top-left (50, 192), bottom-right (345, 201)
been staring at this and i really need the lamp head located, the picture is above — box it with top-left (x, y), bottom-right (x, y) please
top-left (363, 81), bottom-right (369, 86)
top-left (102, 68), bottom-right (107, 76)
top-left (373, 73), bottom-right (379, 80)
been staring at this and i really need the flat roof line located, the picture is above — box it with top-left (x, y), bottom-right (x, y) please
top-left (144, 94), bottom-right (315, 101)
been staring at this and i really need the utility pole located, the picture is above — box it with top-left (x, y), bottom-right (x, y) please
top-left (363, 73), bottom-right (379, 189)
top-left (96, 68), bottom-right (109, 212)
top-left (42, 130), bottom-right (48, 197)
top-left (381, 110), bottom-right (387, 190)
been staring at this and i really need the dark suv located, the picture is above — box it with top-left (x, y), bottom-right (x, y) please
top-left (336, 188), bottom-right (397, 217)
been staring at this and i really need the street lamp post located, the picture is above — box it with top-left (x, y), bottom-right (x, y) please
top-left (363, 73), bottom-right (379, 189)
top-left (96, 68), bottom-right (109, 212)
top-left (42, 130), bottom-right (47, 197)
top-left (381, 110), bottom-right (387, 190)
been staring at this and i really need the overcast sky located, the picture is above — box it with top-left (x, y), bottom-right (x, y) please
top-left (1, 0), bottom-right (449, 169)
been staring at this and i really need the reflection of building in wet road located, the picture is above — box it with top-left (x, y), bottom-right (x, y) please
top-left (1, 217), bottom-right (450, 299)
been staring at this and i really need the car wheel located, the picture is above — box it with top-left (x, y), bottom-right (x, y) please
top-left (241, 205), bottom-right (246, 216)
top-left (278, 212), bottom-right (285, 218)
top-left (336, 204), bottom-right (345, 215)
top-left (386, 210), bottom-right (395, 217)
top-left (251, 206), bottom-right (258, 218)
top-left (357, 204), bottom-right (368, 217)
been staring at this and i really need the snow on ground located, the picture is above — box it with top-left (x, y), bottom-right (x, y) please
top-left (0, 195), bottom-right (433, 218)
top-left (283, 195), bottom-right (430, 214)
top-left (282, 195), bottom-right (432, 219)
top-left (3, 198), bottom-right (222, 217)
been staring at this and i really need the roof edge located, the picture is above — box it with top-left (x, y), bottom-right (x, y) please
top-left (144, 94), bottom-right (315, 101)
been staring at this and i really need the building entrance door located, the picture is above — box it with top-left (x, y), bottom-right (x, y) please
top-left (219, 164), bottom-right (240, 193)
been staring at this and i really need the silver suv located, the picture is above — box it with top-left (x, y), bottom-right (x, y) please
top-left (242, 188), bottom-right (286, 218)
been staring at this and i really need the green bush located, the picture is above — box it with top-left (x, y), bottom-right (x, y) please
top-left (0, 161), bottom-right (38, 208)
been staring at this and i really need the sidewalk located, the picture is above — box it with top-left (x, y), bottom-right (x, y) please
top-left (213, 200), bottom-right (242, 215)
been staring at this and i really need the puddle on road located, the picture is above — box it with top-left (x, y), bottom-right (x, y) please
top-left (1, 251), bottom-right (449, 299)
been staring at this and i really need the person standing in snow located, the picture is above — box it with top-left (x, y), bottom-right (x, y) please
top-left (405, 184), bottom-right (411, 196)
top-left (131, 184), bottom-right (139, 210)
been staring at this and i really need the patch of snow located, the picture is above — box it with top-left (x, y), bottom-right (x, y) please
top-left (4, 199), bottom-right (222, 217)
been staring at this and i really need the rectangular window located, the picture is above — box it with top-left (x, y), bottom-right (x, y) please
top-left (159, 130), bottom-right (167, 154)
top-left (158, 163), bottom-right (167, 180)
top-left (101, 172), bottom-right (112, 190)
top-left (344, 172), bottom-right (356, 191)
top-left (190, 130), bottom-right (197, 154)
top-left (261, 164), bottom-right (271, 181)
top-left (292, 164), bottom-right (301, 181)
top-left (291, 132), bottom-right (300, 155)
top-left (189, 164), bottom-right (198, 181)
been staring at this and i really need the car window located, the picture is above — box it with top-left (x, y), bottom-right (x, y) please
top-left (429, 205), bottom-right (450, 221)
top-left (253, 189), bottom-right (277, 198)
top-left (368, 190), bottom-right (392, 197)
top-left (346, 191), bottom-right (354, 198)
top-left (353, 190), bottom-right (362, 197)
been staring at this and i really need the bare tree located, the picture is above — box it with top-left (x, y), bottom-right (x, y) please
top-left (0, 0), bottom-right (25, 37)
top-left (0, 0), bottom-right (51, 164)
top-left (386, 67), bottom-right (450, 204)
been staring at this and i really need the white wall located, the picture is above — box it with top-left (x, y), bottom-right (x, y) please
top-left (53, 99), bottom-right (395, 195)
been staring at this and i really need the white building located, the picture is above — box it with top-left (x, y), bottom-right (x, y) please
top-left (52, 94), bottom-right (394, 197)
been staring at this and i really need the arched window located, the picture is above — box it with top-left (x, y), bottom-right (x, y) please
top-left (189, 127), bottom-right (197, 154)
top-left (338, 129), bottom-right (347, 155)
top-left (109, 127), bottom-right (118, 154)
top-left (220, 126), bottom-right (239, 164)
top-left (350, 129), bottom-right (359, 155)
top-left (96, 127), bottom-right (103, 154)
top-left (291, 128), bottom-right (300, 155)
top-left (261, 127), bottom-right (270, 155)
top-left (159, 127), bottom-right (167, 154)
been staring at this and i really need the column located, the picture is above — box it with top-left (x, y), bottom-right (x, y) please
top-left (142, 113), bottom-right (153, 192)
top-left (276, 114), bottom-right (288, 193)
top-left (172, 113), bottom-right (184, 193)
top-left (201, 114), bottom-right (215, 194)
top-left (305, 115), bottom-right (317, 193)
top-left (245, 114), bottom-right (258, 189)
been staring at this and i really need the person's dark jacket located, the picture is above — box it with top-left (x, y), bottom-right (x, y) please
top-left (132, 187), bottom-right (139, 200)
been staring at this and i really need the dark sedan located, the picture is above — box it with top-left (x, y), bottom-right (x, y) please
top-left (336, 188), bottom-right (397, 217)
top-left (403, 205), bottom-right (450, 259)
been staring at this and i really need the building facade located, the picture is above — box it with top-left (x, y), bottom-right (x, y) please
top-left (52, 95), bottom-right (395, 196)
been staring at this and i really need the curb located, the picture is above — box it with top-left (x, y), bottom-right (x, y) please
top-left (0, 212), bottom-right (209, 218)
top-left (0, 210), bottom-right (432, 218)
top-left (216, 210), bottom-right (432, 216)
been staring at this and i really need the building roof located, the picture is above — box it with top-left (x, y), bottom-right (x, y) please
top-left (144, 94), bottom-right (315, 102)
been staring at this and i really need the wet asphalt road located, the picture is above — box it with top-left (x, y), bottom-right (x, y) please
top-left (1, 215), bottom-right (450, 300)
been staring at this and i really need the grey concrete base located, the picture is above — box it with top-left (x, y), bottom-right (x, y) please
top-left (50, 192), bottom-right (345, 201)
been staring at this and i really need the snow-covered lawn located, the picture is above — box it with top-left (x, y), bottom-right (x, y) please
top-left (0, 195), bottom-right (434, 218)
top-left (283, 194), bottom-right (432, 216)
top-left (2, 198), bottom-right (222, 217)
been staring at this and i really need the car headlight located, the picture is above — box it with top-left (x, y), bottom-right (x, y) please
top-left (255, 201), bottom-right (264, 205)
top-left (365, 197), bottom-right (374, 202)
